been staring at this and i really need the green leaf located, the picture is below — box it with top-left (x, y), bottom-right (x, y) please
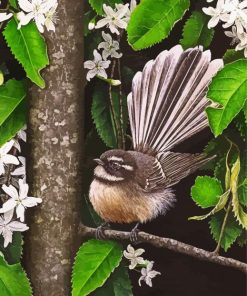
top-left (223, 49), bottom-right (245, 64)
top-left (89, 0), bottom-right (123, 15)
top-left (94, 262), bottom-right (133, 296)
top-left (189, 190), bottom-right (230, 221)
top-left (72, 239), bottom-right (123, 296)
top-left (3, 19), bottom-right (49, 88)
top-left (206, 60), bottom-right (247, 136)
top-left (180, 11), bottom-right (214, 49)
top-left (234, 111), bottom-right (246, 139)
top-left (230, 155), bottom-right (247, 229)
top-left (0, 256), bottom-right (32, 296)
top-left (210, 211), bottom-right (243, 251)
top-left (127, 0), bottom-right (190, 50)
top-left (0, 79), bottom-right (26, 147)
top-left (243, 100), bottom-right (247, 122)
top-left (191, 176), bottom-right (223, 208)
top-left (8, 0), bottom-right (17, 9)
top-left (0, 233), bottom-right (22, 264)
top-left (91, 81), bottom-right (128, 148)
top-left (236, 230), bottom-right (247, 247)
top-left (0, 80), bottom-right (26, 126)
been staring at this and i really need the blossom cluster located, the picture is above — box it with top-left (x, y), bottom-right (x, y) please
top-left (0, 126), bottom-right (42, 248)
top-left (84, 1), bottom-right (136, 82)
top-left (203, 0), bottom-right (247, 57)
top-left (123, 244), bottom-right (161, 287)
top-left (0, 0), bottom-right (58, 33)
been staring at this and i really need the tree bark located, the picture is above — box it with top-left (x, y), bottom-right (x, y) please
top-left (24, 1), bottom-right (84, 295)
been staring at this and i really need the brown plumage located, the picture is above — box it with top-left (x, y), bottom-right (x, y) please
top-left (89, 46), bottom-right (223, 225)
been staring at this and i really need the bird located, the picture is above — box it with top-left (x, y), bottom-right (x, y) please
top-left (89, 45), bottom-right (223, 239)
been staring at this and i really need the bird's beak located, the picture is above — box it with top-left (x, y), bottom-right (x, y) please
top-left (93, 158), bottom-right (104, 166)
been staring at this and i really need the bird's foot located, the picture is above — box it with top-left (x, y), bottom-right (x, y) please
top-left (130, 223), bottom-right (140, 244)
top-left (95, 222), bottom-right (110, 240)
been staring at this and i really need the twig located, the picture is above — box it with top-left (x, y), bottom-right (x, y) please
top-left (109, 60), bottom-right (121, 148)
top-left (80, 225), bottom-right (247, 274)
top-left (117, 58), bottom-right (125, 150)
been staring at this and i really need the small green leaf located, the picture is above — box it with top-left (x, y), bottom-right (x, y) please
top-left (189, 190), bottom-right (230, 221)
top-left (0, 79), bottom-right (26, 147)
top-left (191, 176), bottom-right (223, 208)
top-left (0, 233), bottom-right (23, 264)
top-left (3, 18), bottom-right (49, 88)
top-left (89, 0), bottom-right (123, 15)
top-left (0, 256), bottom-right (32, 296)
top-left (94, 262), bottom-right (133, 296)
top-left (210, 211), bottom-right (243, 251)
top-left (72, 240), bottom-right (123, 296)
top-left (127, 0), bottom-right (190, 50)
top-left (223, 49), bottom-right (245, 64)
top-left (180, 11), bottom-right (214, 49)
top-left (230, 155), bottom-right (247, 229)
top-left (206, 60), bottom-right (247, 136)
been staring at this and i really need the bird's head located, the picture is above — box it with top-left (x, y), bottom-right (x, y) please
top-left (93, 150), bottom-right (136, 182)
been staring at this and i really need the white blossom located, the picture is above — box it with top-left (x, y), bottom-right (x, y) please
top-left (225, 25), bottom-right (241, 44)
top-left (236, 31), bottom-right (247, 56)
top-left (222, 0), bottom-right (247, 34)
top-left (84, 50), bottom-right (110, 81)
top-left (0, 179), bottom-right (42, 222)
top-left (0, 12), bottom-right (13, 23)
top-left (17, 0), bottom-right (57, 33)
top-left (95, 3), bottom-right (129, 35)
top-left (116, 0), bottom-right (137, 22)
top-left (0, 210), bottom-right (28, 248)
top-left (0, 140), bottom-right (19, 176)
top-left (202, 0), bottom-right (230, 28)
top-left (123, 244), bottom-right (146, 269)
top-left (44, 0), bottom-right (58, 31)
top-left (11, 156), bottom-right (26, 181)
top-left (98, 31), bottom-right (122, 60)
top-left (138, 261), bottom-right (161, 287)
top-left (14, 125), bottom-right (27, 152)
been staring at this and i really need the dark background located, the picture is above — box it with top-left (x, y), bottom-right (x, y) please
top-left (1, 0), bottom-right (246, 295)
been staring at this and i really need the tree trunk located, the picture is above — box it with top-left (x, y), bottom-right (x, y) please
top-left (24, 1), bottom-right (84, 295)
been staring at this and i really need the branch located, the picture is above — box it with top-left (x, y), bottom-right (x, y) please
top-left (80, 225), bottom-right (247, 274)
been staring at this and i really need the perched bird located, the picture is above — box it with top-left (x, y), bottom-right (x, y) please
top-left (89, 45), bottom-right (223, 238)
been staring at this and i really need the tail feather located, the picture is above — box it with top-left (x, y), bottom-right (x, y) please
top-left (127, 45), bottom-right (223, 154)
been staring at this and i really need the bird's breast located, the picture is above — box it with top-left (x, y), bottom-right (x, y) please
top-left (89, 179), bottom-right (154, 223)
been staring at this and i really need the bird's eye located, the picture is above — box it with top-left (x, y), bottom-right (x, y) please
top-left (110, 161), bottom-right (121, 170)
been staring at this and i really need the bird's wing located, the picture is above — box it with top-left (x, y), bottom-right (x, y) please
top-left (144, 152), bottom-right (214, 191)
top-left (127, 45), bottom-right (223, 155)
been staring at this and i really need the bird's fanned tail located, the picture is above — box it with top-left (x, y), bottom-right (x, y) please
top-left (127, 45), bottom-right (224, 154)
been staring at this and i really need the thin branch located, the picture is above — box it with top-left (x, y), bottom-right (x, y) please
top-left (80, 225), bottom-right (247, 274)
top-left (117, 58), bottom-right (125, 150)
top-left (109, 59), bottom-right (122, 148)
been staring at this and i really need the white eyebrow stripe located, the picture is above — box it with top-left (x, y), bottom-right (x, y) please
top-left (121, 164), bottom-right (134, 171)
top-left (108, 156), bottom-right (124, 162)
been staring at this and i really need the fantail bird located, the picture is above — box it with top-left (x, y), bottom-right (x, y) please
top-left (89, 45), bottom-right (223, 236)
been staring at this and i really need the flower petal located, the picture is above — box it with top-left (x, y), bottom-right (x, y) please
top-left (18, 0), bottom-right (33, 12)
top-left (2, 184), bottom-right (19, 200)
top-left (95, 18), bottom-right (109, 29)
top-left (2, 228), bottom-right (13, 248)
top-left (19, 179), bottom-right (29, 200)
top-left (22, 196), bottom-right (42, 207)
top-left (16, 204), bottom-right (25, 222)
top-left (0, 198), bottom-right (17, 214)
top-left (2, 154), bottom-right (19, 165)
top-left (4, 209), bottom-right (14, 224)
top-left (1, 140), bottom-right (14, 155)
top-left (8, 221), bottom-right (29, 232)
top-left (84, 60), bottom-right (95, 70)
top-left (0, 13), bottom-right (13, 22)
